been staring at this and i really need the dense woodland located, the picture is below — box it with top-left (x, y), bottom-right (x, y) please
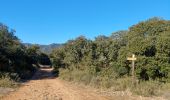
top-left (0, 23), bottom-right (50, 80)
top-left (50, 18), bottom-right (170, 95)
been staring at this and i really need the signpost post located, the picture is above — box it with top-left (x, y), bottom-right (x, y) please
top-left (127, 54), bottom-right (137, 85)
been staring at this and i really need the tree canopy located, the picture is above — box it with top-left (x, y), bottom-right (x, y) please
top-left (50, 18), bottom-right (170, 81)
top-left (0, 23), bottom-right (50, 79)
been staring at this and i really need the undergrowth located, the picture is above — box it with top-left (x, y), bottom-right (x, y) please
top-left (0, 73), bottom-right (19, 88)
top-left (58, 68), bottom-right (169, 97)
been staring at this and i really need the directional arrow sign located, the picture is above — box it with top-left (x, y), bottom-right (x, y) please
top-left (127, 54), bottom-right (137, 61)
top-left (127, 57), bottom-right (137, 61)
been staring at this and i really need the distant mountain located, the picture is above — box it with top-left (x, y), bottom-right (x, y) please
top-left (23, 43), bottom-right (62, 54)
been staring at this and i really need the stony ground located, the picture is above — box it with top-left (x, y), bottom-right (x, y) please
top-left (1, 68), bottom-right (167, 100)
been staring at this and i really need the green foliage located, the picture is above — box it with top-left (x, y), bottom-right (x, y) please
top-left (50, 17), bottom-right (170, 96)
top-left (0, 23), bottom-right (45, 81)
top-left (38, 53), bottom-right (51, 65)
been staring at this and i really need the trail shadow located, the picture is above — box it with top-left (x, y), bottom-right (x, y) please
top-left (20, 67), bottom-right (58, 83)
top-left (31, 68), bottom-right (57, 80)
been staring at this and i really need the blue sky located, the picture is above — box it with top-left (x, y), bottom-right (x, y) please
top-left (0, 0), bottom-right (170, 44)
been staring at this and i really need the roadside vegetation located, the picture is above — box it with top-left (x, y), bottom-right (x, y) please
top-left (0, 23), bottom-right (51, 88)
top-left (50, 17), bottom-right (170, 96)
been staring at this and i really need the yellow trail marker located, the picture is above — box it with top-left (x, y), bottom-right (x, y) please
top-left (127, 54), bottom-right (137, 86)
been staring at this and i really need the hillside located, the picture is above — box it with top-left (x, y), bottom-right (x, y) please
top-left (24, 43), bottom-right (62, 54)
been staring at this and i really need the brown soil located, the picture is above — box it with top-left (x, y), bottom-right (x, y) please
top-left (1, 68), bottom-right (165, 100)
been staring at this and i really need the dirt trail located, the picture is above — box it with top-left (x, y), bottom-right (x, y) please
top-left (1, 68), bottom-right (165, 100)
top-left (2, 68), bottom-right (112, 100)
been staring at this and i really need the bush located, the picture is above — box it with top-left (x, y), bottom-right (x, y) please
top-left (0, 73), bottom-right (18, 88)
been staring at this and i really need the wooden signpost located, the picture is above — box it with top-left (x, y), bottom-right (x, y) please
top-left (127, 54), bottom-right (137, 85)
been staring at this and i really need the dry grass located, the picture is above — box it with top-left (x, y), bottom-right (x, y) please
top-left (0, 74), bottom-right (18, 88)
top-left (58, 68), bottom-right (170, 97)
